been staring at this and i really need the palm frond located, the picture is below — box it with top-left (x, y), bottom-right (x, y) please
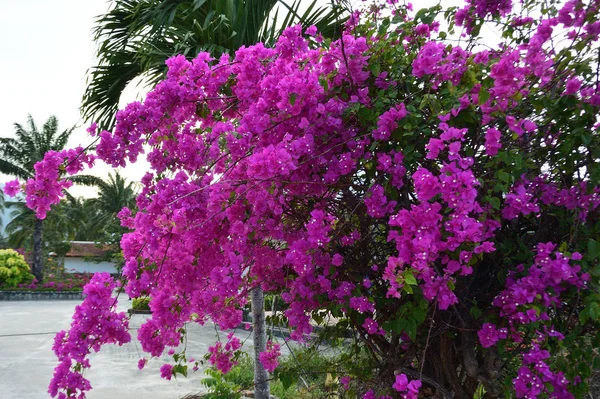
top-left (82, 54), bottom-right (145, 130)
top-left (82, 0), bottom-right (349, 130)
top-left (66, 174), bottom-right (103, 187)
top-left (2, 115), bottom-right (77, 180)
top-left (12, 124), bottom-right (36, 157)
top-left (0, 138), bottom-right (29, 170)
top-left (0, 159), bottom-right (31, 180)
top-left (52, 126), bottom-right (76, 152)
top-left (42, 116), bottom-right (59, 152)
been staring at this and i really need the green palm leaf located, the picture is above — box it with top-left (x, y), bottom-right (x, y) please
top-left (82, 0), bottom-right (348, 130)
top-left (66, 175), bottom-right (104, 187)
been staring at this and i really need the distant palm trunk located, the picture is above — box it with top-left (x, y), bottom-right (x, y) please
top-left (32, 218), bottom-right (44, 282)
top-left (252, 286), bottom-right (270, 399)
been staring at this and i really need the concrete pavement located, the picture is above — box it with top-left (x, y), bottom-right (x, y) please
top-left (0, 299), bottom-right (254, 399)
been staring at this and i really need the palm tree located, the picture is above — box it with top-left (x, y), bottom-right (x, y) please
top-left (88, 171), bottom-right (137, 228)
top-left (5, 199), bottom-right (82, 250)
top-left (0, 187), bottom-right (7, 245)
top-left (6, 194), bottom-right (103, 252)
top-left (0, 115), bottom-right (101, 282)
top-left (0, 186), bottom-right (5, 230)
top-left (86, 172), bottom-right (138, 253)
top-left (82, 0), bottom-right (347, 129)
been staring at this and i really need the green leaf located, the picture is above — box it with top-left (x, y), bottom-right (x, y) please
top-left (588, 239), bottom-right (600, 260)
top-left (280, 373), bottom-right (296, 390)
top-left (289, 93), bottom-right (297, 106)
top-left (404, 271), bottom-right (418, 286)
top-left (173, 364), bottom-right (188, 378)
top-left (319, 75), bottom-right (329, 91)
top-left (498, 171), bottom-right (510, 183)
top-left (590, 303), bottom-right (600, 320)
top-left (447, 279), bottom-right (455, 290)
top-left (470, 306), bottom-right (482, 319)
top-left (385, 318), bottom-right (406, 334)
top-left (413, 306), bottom-right (427, 323)
top-left (406, 319), bottom-right (417, 341)
top-left (370, 62), bottom-right (381, 77)
top-left (201, 377), bottom-right (218, 387)
top-left (489, 197), bottom-right (501, 210)
top-left (378, 17), bottom-right (390, 35)
top-left (578, 362), bottom-right (592, 378)
top-left (478, 88), bottom-right (490, 105)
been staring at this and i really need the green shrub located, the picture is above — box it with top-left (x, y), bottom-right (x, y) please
top-left (0, 249), bottom-right (34, 288)
top-left (201, 347), bottom-right (346, 399)
top-left (132, 297), bottom-right (151, 311)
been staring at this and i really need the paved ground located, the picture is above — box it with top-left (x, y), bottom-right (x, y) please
top-left (0, 299), bottom-right (255, 399)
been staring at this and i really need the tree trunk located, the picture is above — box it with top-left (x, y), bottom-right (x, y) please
top-left (252, 286), bottom-right (270, 399)
top-left (32, 218), bottom-right (44, 283)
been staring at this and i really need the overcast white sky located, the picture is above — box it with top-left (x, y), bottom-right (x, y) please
top-left (0, 0), bottom-right (148, 197)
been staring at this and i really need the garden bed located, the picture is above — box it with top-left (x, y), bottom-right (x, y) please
top-left (0, 290), bottom-right (83, 301)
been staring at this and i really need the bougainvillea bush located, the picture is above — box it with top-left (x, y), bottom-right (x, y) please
top-left (0, 249), bottom-right (34, 288)
top-left (8, 0), bottom-right (600, 397)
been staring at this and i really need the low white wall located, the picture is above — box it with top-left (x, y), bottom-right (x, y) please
top-left (63, 257), bottom-right (118, 274)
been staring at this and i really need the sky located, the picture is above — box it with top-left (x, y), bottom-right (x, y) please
top-left (0, 0), bottom-right (148, 198)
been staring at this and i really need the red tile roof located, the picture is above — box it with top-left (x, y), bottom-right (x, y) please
top-left (65, 241), bottom-right (111, 258)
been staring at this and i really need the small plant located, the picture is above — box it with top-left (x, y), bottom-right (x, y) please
top-left (132, 297), bottom-right (151, 311)
top-left (200, 366), bottom-right (244, 399)
top-left (0, 249), bottom-right (34, 288)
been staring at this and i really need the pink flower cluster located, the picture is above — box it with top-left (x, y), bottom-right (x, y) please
top-left (478, 243), bottom-right (587, 398)
top-left (23, 147), bottom-right (95, 219)
top-left (455, 0), bottom-right (512, 34)
top-left (372, 104), bottom-right (408, 140)
top-left (48, 273), bottom-right (130, 398)
top-left (363, 391), bottom-right (392, 399)
top-left (412, 42), bottom-right (468, 89)
top-left (503, 177), bottom-right (600, 221)
top-left (514, 346), bottom-right (574, 399)
top-left (3, 179), bottom-right (20, 197)
top-left (259, 340), bottom-right (281, 373)
top-left (492, 243), bottom-right (586, 326)
top-left (386, 122), bottom-right (497, 309)
top-left (160, 364), bottom-right (174, 380)
top-left (208, 332), bottom-right (242, 374)
top-left (392, 373), bottom-right (422, 399)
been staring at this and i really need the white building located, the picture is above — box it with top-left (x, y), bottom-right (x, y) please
top-left (0, 185), bottom-right (19, 238)
top-left (63, 241), bottom-right (118, 274)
